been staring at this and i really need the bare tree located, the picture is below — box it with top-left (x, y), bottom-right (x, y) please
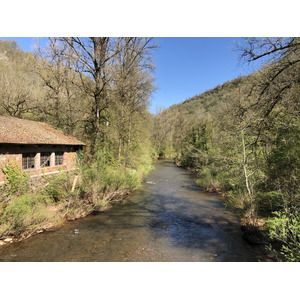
top-left (47, 37), bottom-right (135, 150)
top-left (0, 40), bottom-right (40, 117)
top-left (237, 37), bottom-right (300, 63)
top-left (236, 37), bottom-right (300, 144)
top-left (34, 39), bottom-right (89, 134)
top-left (111, 37), bottom-right (157, 159)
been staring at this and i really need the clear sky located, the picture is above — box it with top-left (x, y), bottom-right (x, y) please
top-left (151, 37), bottom-right (261, 113)
top-left (1, 37), bottom-right (260, 114)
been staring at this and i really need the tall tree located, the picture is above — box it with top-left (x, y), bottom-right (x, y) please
top-left (34, 39), bottom-right (90, 134)
top-left (111, 37), bottom-right (156, 160)
top-left (48, 37), bottom-right (133, 149)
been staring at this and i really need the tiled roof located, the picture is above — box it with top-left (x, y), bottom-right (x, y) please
top-left (0, 116), bottom-right (85, 145)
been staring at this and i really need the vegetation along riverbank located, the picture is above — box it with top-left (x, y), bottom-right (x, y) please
top-left (0, 37), bottom-right (157, 247)
top-left (0, 37), bottom-right (299, 261)
top-left (0, 151), bottom-right (153, 247)
top-left (153, 38), bottom-right (300, 261)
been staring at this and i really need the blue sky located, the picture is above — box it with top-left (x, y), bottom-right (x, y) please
top-left (1, 37), bottom-right (260, 114)
top-left (151, 37), bottom-right (259, 113)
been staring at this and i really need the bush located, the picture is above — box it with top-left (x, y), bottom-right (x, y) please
top-left (79, 147), bottom-right (150, 201)
top-left (80, 160), bottom-right (141, 196)
top-left (0, 193), bottom-right (62, 235)
top-left (215, 171), bottom-right (232, 191)
top-left (195, 167), bottom-right (219, 191)
top-left (44, 171), bottom-right (71, 202)
top-left (255, 191), bottom-right (283, 215)
top-left (1, 161), bottom-right (29, 195)
top-left (267, 211), bottom-right (300, 262)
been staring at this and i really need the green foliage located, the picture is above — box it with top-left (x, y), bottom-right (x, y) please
top-left (215, 172), bottom-right (232, 191)
top-left (267, 125), bottom-right (300, 182)
top-left (80, 148), bottom-right (144, 200)
top-left (1, 161), bottom-right (29, 195)
top-left (195, 167), bottom-right (216, 191)
top-left (44, 172), bottom-right (71, 202)
top-left (0, 38), bottom-right (156, 239)
top-left (0, 193), bottom-right (62, 235)
top-left (254, 191), bottom-right (283, 215)
top-left (267, 211), bottom-right (300, 262)
top-left (151, 38), bottom-right (299, 261)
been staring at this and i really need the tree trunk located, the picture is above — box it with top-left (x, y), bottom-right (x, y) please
top-left (241, 132), bottom-right (256, 226)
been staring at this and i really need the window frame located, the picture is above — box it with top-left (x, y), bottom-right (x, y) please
top-left (40, 152), bottom-right (51, 168)
top-left (22, 153), bottom-right (36, 170)
top-left (55, 151), bottom-right (64, 166)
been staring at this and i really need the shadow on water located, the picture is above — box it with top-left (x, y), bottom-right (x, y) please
top-left (93, 193), bottom-right (267, 262)
top-left (0, 160), bottom-right (271, 262)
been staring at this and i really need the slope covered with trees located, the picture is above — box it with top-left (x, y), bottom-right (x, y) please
top-left (0, 38), bottom-right (158, 241)
top-left (152, 38), bottom-right (300, 261)
top-left (1, 37), bottom-right (299, 261)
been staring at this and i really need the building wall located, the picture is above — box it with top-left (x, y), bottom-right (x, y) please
top-left (0, 144), bottom-right (80, 184)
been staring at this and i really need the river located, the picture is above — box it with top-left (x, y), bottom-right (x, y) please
top-left (0, 160), bottom-right (270, 261)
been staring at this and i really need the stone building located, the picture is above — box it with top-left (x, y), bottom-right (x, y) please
top-left (0, 116), bottom-right (85, 184)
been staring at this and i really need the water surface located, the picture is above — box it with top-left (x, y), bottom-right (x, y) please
top-left (0, 160), bottom-right (269, 261)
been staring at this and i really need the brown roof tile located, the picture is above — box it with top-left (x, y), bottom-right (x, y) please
top-left (0, 116), bottom-right (85, 145)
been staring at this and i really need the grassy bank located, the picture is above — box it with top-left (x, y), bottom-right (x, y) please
top-left (0, 151), bottom-right (153, 247)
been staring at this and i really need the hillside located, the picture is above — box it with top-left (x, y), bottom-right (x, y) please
top-left (169, 75), bottom-right (248, 114)
top-left (152, 38), bottom-right (299, 261)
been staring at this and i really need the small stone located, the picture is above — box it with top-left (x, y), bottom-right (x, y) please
top-left (37, 230), bottom-right (43, 233)
top-left (4, 238), bottom-right (13, 242)
top-left (0, 241), bottom-right (4, 246)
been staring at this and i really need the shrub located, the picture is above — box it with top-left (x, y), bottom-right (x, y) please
top-left (195, 167), bottom-right (219, 191)
top-left (267, 211), bottom-right (300, 262)
top-left (1, 161), bottom-right (29, 195)
top-left (215, 171), bottom-right (232, 191)
top-left (0, 193), bottom-right (62, 235)
top-left (79, 147), bottom-right (149, 200)
top-left (255, 191), bottom-right (283, 215)
top-left (44, 171), bottom-right (71, 202)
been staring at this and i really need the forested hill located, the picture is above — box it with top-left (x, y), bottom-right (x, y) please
top-left (152, 37), bottom-right (299, 261)
top-left (152, 74), bottom-right (250, 157)
top-left (169, 75), bottom-right (248, 114)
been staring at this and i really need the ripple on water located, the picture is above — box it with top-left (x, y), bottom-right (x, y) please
top-left (0, 160), bottom-right (269, 262)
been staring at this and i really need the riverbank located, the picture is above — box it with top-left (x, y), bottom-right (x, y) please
top-left (0, 158), bottom-right (153, 249)
top-left (0, 159), bottom-right (271, 262)
top-left (0, 187), bottom-right (131, 248)
top-left (174, 159), bottom-right (273, 249)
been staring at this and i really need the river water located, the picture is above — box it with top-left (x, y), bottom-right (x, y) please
top-left (0, 160), bottom-right (269, 262)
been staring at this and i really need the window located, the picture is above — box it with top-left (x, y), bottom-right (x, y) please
top-left (55, 152), bottom-right (64, 166)
top-left (22, 153), bottom-right (35, 169)
top-left (41, 152), bottom-right (51, 167)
